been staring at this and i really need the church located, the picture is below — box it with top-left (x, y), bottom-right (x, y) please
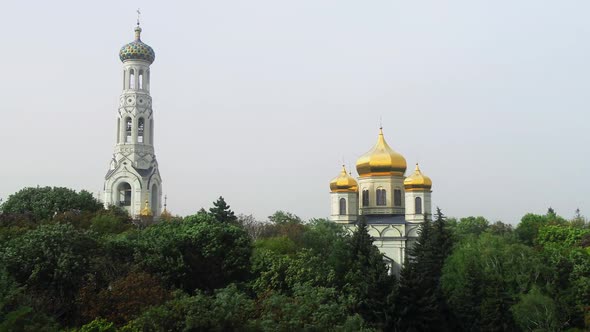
top-left (102, 22), bottom-right (163, 219)
top-left (329, 128), bottom-right (433, 274)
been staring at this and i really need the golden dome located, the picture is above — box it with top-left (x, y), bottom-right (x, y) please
top-left (404, 163), bottom-right (432, 191)
top-left (140, 200), bottom-right (153, 217)
top-left (160, 208), bottom-right (172, 221)
top-left (330, 165), bottom-right (358, 192)
top-left (356, 128), bottom-right (407, 177)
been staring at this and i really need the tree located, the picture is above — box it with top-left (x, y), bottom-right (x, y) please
top-left (393, 209), bottom-right (454, 331)
top-left (343, 220), bottom-right (394, 328)
top-left (268, 211), bottom-right (302, 224)
top-left (511, 287), bottom-right (559, 332)
top-left (79, 272), bottom-right (169, 325)
top-left (0, 223), bottom-right (98, 322)
top-left (515, 212), bottom-right (566, 246)
top-left (0, 186), bottom-right (102, 221)
top-left (129, 284), bottom-right (256, 331)
top-left (237, 214), bottom-right (266, 240)
top-left (452, 216), bottom-right (489, 240)
top-left (209, 196), bottom-right (237, 223)
top-left (135, 214), bottom-right (252, 292)
top-left (442, 234), bottom-right (542, 331)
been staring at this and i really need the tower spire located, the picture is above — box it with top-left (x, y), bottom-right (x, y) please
top-left (136, 8), bottom-right (141, 26)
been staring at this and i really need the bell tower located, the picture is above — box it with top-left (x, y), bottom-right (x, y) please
top-left (103, 21), bottom-right (162, 218)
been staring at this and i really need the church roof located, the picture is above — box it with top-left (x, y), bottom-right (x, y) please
top-left (119, 25), bottom-right (155, 64)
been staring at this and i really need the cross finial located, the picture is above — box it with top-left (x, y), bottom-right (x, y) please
top-left (379, 116), bottom-right (383, 130)
top-left (136, 8), bottom-right (141, 26)
top-left (164, 194), bottom-right (168, 208)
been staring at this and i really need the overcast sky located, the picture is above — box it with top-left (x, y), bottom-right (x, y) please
top-left (0, 0), bottom-right (588, 224)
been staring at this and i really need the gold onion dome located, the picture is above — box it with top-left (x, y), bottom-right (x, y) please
top-left (160, 208), bottom-right (172, 220)
top-left (140, 200), bottom-right (153, 217)
top-left (356, 128), bottom-right (407, 177)
top-left (119, 25), bottom-right (155, 64)
top-left (330, 165), bottom-right (358, 192)
top-left (404, 163), bottom-right (433, 191)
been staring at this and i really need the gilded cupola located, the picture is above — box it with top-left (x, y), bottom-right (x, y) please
top-left (330, 165), bottom-right (358, 192)
top-left (356, 128), bottom-right (407, 177)
top-left (140, 199), bottom-right (153, 217)
top-left (404, 163), bottom-right (432, 191)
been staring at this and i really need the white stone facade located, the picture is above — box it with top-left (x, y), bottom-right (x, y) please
top-left (103, 52), bottom-right (162, 218)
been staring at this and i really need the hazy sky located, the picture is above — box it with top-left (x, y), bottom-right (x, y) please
top-left (0, 1), bottom-right (588, 224)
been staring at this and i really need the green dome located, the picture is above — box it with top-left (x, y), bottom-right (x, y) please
top-left (119, 26), bottom-right (155, 64)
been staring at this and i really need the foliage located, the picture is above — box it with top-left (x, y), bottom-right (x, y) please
top-left (0, 223), bottom-right (98, 320)
top-left (90, 213), bottom-right (133, 235)
top-left (452, 216), bottom-right (489, 240)
top-left (129, 285), bottom-right (256, 331)
top-left (0, 306), bottom-right (60, 332)
top-left (209, 196), bottom-right (237, 223)
top-left (79, 272), bottom-right (169, 325)
top-left (78, 318), bottom-right (117, 332)
top-left (516, 211), bottom-right (567, 245)
top-left (393, 208), bottom-right (454, 331)
top-left (135, 214), bottom-right (252, 292)
top-left (257, 284), bottom-right (369, 332)
top-left (442, 233), bottom-right (542, 331)
top-left (511, 287), bottom-right (559, 332)
top-left (0, 186), bottom-right (102, 221)
top-left (343, 221), bottom-right (395, 328)
top-left (268, 210), bottom-right (303, 224)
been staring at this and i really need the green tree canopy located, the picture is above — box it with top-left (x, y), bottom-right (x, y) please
top-left (209, 196), bottom-right (237, 223)
top-left (135, 214), bottom-right (252, 292)
top-left (1, 186), bottom-right (102, 221)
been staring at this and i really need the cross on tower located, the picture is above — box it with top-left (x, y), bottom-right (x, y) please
top-left (137, 8), bottom-right (141, 26)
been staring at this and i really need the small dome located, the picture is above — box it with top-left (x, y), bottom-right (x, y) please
top-left (140, 200), bottom-right (153, 217)
top-left (119, 26), bottom-right (155, 64)
top-left (160, 207), bottom-right (172, 221)
top-left (356, 128), bottom-right (407, 177)
top-left (404, 163), bottom-right (432, 191)
top-left (330, 165), bottom-right (358, 192)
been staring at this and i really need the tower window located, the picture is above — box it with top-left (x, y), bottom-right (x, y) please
top-left (415, 197), bottom-right (422, 214)
top-left (137, 118), bottom-right (144, 143)
top-left (118, 182), bottom-right (132, 206)
top-left (138, 70), bottom-right (144, 90)
top-left (362, 189), bottom-right (369, 207)
top-left (376, 188), bottom-right (386, 206)
top-left (125, 117), bottom-right (132, 143)
top-left (129, 69), bottom-right (135, 89)
top-left (394, 189), bottom-right (402, 207)
top-left (339, 198), bottom-right (346, 215)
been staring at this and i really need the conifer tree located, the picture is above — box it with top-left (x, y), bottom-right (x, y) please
top-left (208, 196), bottom-right (237, 223)
top-left (392, 208), bottom-right (454, 331)
top-left (344, 219), bottom-right (395, 329)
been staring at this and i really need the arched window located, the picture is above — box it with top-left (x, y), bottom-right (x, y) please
top-left (137, 118), bottom-right (144, 143)
top-left (129, 69), bottom-right (135, 89)
top-left (151, 184), bottom-right (158, 214)
top-left (138, 70), bottom-right (144, 90)
top-left (362, 190), bottom-right (369, 207)
top-left (125, 117), bottom-right (132, 143)
top-left (339, 198), bottom-right (346, 215)
top-left (376, 188), bottom-right (387, 206)
top-left (394, 189), bottom-right (402, 206)
top-left (118, 182), bottom-right (132, 206)
top-left (415, 197), bottom-right (422, 214)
